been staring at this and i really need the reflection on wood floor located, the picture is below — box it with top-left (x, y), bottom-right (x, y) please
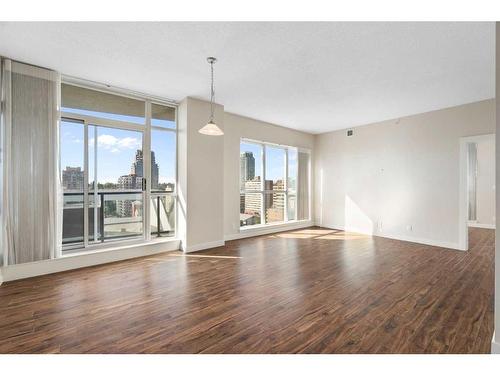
top-left (0, 227), bottom-right (494, 353)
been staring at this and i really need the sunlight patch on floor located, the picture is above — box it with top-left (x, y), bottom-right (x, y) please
top-left (317, 233), bottom-right (369, 240)
top-left (267, 228), bottom-right (361, 240)
top-left (292, 229), bottom-right (337, 235)
top-left (167, 254), bottom-right (241, 259)
top-left (274, 233), bottom-right (319, 239)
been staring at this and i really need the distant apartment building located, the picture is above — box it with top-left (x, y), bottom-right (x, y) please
top-left (62, 166), bottom-right (84, 190)
top-left (273, 179), bottom-right (284, 190)
top-left (240, 178), bottom-right (275, 226)
top-left (272, 179), bottom-right (285, 211)
top-left (240, 178), bottom-right (286, 224)
top-left (267, 179), bottom-right (285, 222)
top-left (117, 174), bottom-right (143, 190)
top-left (116, 149), bottom-right (160, 217)
top-left (117, 174), bottom-right (143, 217)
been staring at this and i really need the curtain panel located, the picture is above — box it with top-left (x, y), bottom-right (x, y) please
top-left (297, 151), bottom-right (310, 221)
top-left (1, 58), bottom-right (62, 266)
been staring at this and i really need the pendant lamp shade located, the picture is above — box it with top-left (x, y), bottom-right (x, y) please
top-left (199, 57), bottom-right (224, 136)
top-left (199, 120), bottom-right (224, 136)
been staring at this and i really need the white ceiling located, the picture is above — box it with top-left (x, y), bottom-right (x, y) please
top-left (0, 22), bottom-right (495, 134)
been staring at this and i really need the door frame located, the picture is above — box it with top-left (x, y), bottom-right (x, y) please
top-left (459, 133), bottom-right (495, 251)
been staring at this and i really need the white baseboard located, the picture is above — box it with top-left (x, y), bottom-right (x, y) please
top-left (381, 233), bottom-right (462, 251)
top-left (468, 222), bottom-right (496, 229)
top-left (492, 333), bottom-right (500, 354)
top-left (0, 239), bottom-right (180, 283)
top-left (224, 220), bottom-right (314, 241)
top-left (318, 222), bottom-right (462, 251)
top-left (184, 240), bottom-right (225, 253)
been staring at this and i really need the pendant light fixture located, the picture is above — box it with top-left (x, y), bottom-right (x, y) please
top-left (198, 57), bottom-right (224, 136)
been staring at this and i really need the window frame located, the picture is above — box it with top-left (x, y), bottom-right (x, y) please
top-left (240, 138), bottom-right (311, 229)
top-left (60, 78), bottom-right (178, 252)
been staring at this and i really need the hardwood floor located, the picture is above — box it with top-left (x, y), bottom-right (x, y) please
top-left (0, 227), bottom-right (494, 353)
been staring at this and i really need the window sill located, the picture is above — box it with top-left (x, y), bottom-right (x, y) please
top-left (63, 237), bottom-right (179, 258)
top-left (1, 237), bottom-right (180, 282)
top-left (240, 219), bottom-right (311, 232)
top-left (226, 219), bottom-right (313, 241)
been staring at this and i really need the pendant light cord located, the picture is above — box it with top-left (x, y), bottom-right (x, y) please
top-left (210, 59), bottom-right (215, 122)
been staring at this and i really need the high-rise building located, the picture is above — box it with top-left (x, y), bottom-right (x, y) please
top-left (151, 151), bottom-right (159, 190)
top-left (131, 150), bottom-right (143, 177)
top-left (240, 152), bottom-right (255, 187)
top-left (62, 166), bottom-right (84, 191)
top-left (131, 150), bottom-right (159, 190)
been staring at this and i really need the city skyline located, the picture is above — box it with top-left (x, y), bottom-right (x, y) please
top-left (62, 148), bottom-right (174, 191)
top-left (61, 116), bottom-right (176, 184)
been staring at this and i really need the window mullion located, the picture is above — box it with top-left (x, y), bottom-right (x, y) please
top-left (83, 120), bottom-right (89, 248)
top-left (284, 148), bottom-right (289, 222)
top-left (144, 101), bottom-right (152, 241)
top-left (93, 126), bottom-right (98, 243)
top-left (261, 143), bottom-right (266, 224)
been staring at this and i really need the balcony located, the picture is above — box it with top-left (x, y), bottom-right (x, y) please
top-left (63, 191), bottom-right (175, 247)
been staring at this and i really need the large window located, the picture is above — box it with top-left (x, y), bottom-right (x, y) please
top-left (240, 139), bottom-right (310, 227)
top-left (60, 83), bottom-right (177, 251)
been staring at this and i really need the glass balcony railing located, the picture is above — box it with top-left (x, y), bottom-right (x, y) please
top-left (62, 191), bottom-right (175, 247)
top-left (150, 193), bottom-right (176, 237)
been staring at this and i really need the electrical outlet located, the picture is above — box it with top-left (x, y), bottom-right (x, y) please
top-left (406, 225), bottom-right (413, 232)
top-left (377, 221), bottom-right (383, 232)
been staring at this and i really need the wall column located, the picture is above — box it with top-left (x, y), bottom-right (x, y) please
top-left (177, 97), bottom-right (225, 252)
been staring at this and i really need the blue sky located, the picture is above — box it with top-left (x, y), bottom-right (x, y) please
top-left (61, 108), bottom-right (176, 184)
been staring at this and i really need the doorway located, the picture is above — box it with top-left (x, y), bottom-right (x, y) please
top-left (459, 134), bottom-right (495, 250)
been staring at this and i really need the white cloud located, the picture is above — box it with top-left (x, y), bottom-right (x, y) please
top-left (96, 134), bottom-right (141, 153)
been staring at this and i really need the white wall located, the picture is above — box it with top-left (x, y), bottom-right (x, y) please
top-left (314, 99), bottom-right (495, 250)
top-left (223, 112), bottom-right (315, 238)
top-left (474, 136), bottom-right (496, 227)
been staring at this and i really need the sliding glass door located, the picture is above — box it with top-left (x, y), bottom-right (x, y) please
top-left (91, 125), bottom-right (144, 242)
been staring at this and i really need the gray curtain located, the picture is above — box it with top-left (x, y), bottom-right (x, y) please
top-left (297, 151), bottom-right (310, 220)
top-left (1, 58), bottom-right (62, 265)
top-left (467, 142), bottom-right (477, 222)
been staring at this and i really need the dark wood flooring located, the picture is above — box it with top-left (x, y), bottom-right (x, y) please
top-left (0, 227), bottom-right (494, 353)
